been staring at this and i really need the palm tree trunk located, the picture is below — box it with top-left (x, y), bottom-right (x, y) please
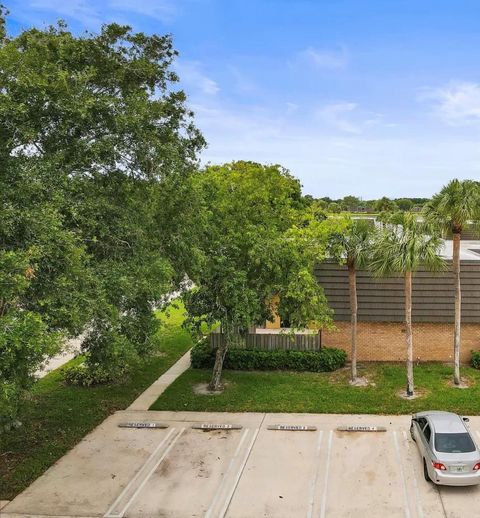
top-left (209, 321), bottom-right (230, 391)
top-left (405, 270), bottom-right (414, 396)
top-left (453, 232), bottom-right (461, 385)
top-left (348, 264), bottom-right (358, 382)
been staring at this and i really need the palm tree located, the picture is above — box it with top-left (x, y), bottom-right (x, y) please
top-left (370, 214), bottom-right (445, 396)
top-left (423, 180), bottom-right (480, 385)
top-left (329, 219), bottom-right (373, 382)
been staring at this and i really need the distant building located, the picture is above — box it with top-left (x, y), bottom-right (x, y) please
top-left (316, 240), bottom-right (480, 363)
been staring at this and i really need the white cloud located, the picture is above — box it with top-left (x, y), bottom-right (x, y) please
top-left (422, 81), bottom-right (480, 125)
top-left (227, 65), bottom-right (257, 93)
top-left (175, 60), bottom-right (219, 96)
top-left (10, 0), bottom-right (177, 27)
top-left (316, 102), bottom-right (359, 133)
top-left (193, 99), bottom-right (480, 199)
top-left (298, 46), bottom-right (348, 69)
top-left (108, 0), bottom-right (177, 22)
top-left (27, 0), bottom-right (101, 26)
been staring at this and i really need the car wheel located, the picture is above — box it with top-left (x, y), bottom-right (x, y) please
top-left (410, 424), bottom-right (416, 442)
top-left (423, 459), bottom-right (431, 482)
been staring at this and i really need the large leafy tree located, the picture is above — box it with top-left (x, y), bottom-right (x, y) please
top-left (185, 162), bottom-right (343, 391)
top-left (423, 179), bottom-right (480, 385)
top-left (0, 11), bottom-right (204, 417)
top-left (329, 219), bottom-right (373, 382)
top-left (370, 214), bottom-right (444, 396)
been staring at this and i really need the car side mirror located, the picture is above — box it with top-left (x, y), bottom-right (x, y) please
top-left (463, 417), bottom-right (470, 422)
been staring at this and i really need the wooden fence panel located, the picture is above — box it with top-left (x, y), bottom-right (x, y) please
top-left (209, 332), bottom-right (321, 351)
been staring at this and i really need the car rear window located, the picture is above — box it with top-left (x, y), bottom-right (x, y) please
top-left (435, 433), bottom-right (476, 453)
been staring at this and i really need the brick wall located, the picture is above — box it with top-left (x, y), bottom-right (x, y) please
top-left (323, 322), bottom-right (480, 363)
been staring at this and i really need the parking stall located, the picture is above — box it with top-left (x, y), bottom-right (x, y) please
top-left (3, 412), bottom-right (480, 518)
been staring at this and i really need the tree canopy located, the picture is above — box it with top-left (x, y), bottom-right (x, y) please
top-left (0, 14), bottom-right (204, 422)
top-left (185, 162), bottom-right (346, 389)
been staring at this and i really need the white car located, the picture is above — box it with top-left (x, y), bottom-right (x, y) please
top-left (410, 411), bottom-right (480, 486)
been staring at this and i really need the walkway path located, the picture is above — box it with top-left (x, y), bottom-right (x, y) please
top-left (127, 349), bottom-right (191, 411)
top-left (35, 336), bottom-right (83, 379)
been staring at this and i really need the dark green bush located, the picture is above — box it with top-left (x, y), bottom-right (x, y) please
top-left (63, 361), bottom-right (124, 387)
top-left (191, 338), bottom-right (346, 372)
top-left (471, 351), bottom-right (480, 370)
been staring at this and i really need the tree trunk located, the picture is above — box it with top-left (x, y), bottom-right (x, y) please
top-left (453, 232), bottom-right (461, 385)
top-left (348, 264), bottom-right (358, 382)
top-left (208, 322), bottom-right (230, 391)
top-left (405, 271), bottom-right (414, 396)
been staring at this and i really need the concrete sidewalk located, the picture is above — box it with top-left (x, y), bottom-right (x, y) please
top-left (35, 336), bottom-right (83, 379)
top-left (127, 349), bottom-right (191, 411)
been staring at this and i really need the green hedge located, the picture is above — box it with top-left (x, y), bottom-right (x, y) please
top-left (471, 351), bottom-right (480, 369)
top-left (191, 338), bottom-right (347, 372)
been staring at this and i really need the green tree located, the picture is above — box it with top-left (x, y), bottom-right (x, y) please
top-left (328, 202), bottom-right (341, 213)
top-left (329, 219), bottom-right (374, 382)
top-left (342, 195), bottom-right (362, 212)
top-left (185, 162), bottom-right (343, 391)
top-left (423, 179), bottom-right (480, 385)
top-left (374, 196), bottom-right (397, 213)
top-left (370, 214), bottom-right (445, 396)
top-left (0, 13), bottom-right (204, 414)
top-left (396, 198), bottom-right (414, 211)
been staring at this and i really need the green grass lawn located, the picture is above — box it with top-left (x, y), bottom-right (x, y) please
top-left (150, 363), bottom-right (480, 415)
top-left (0, 302), bottom-right (192, 501)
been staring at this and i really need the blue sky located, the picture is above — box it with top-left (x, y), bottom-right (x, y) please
top-left (6, 0), bottom-right (480, 198)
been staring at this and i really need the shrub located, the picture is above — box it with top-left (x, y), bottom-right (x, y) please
top-left (0, 311), bottom-right (61, 429)
top-left (191, 338), bottom-right (346, 372)
top-left (64, 324), bottom-right (135, 386)
top-left (471, 351), bottom-right (480, 370)
top-left (63, 361), bottom-right (124, 387)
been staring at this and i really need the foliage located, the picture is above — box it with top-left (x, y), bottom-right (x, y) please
top-left (0, 312), bottom-right (61, 427)
top-left (190, 339), bottom-right (346, 372)
top-left (370, 214), bottom-right (445, 277)
top-left (64, 325), bottom-right (134, 386)
top-left (396, 198), bottom-right (414, 211)
top-left (328, 202), bottom-right (341, 213)
top-left (341, 195), bottom-right (362, 211)
top-left (374, 196), bottom-right (398, 213)
top-left (423, 179), bottom-right (480, 235)
top-left (424, 179), bottom-right (480, 386)
top-left (276, 211), bottom-right (348, 329)
top-left (0, 13), bottom-right (204, 419)
top-left (370, 213), bottom-right (445, 396)
top-left (185, 161), bottom-right (343, 389)
top-left (328, 217), bottom-right (374, 381)
top-left (471, 351), bottom-right (480, 370)
top-left (328, 218), bottom-right (373, 268)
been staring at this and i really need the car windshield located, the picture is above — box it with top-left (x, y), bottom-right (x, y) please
top-left (435, 432), bottom-right (476, 453)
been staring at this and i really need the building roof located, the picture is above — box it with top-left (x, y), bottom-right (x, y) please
top-left (440, 240), bottom-right (480, 261)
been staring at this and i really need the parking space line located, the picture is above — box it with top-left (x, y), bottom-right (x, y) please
top-left (306, 430), bottom-right (324, 518)
top-left (104, 427), bottom-right (185, 518)
top-left (402, 430), bottom-right (424, 518)
top-left (319, 430), bottom-right (333, 518)
top-left (205, 428), bottom-right (250, 518)
top-left (205, 427), bottom-right (260, 518)
top-left (393, 431), bottom-right (411, 518)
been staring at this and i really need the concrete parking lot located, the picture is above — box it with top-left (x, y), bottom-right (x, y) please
top-left (3, 411), bottom-right (480, 518)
